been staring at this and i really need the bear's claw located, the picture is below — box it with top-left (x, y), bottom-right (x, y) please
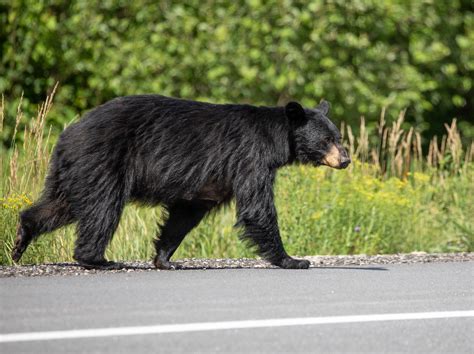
top-left (153, 256), bottom-right (179, 270)
top-left (76, 259), bottom-right (123, 270)
top-left (11, 246), bottom-right (25, 262)
top-left (11, 224), bottom-right (27, 262)
top-left (278, 257), bottom-right (311, 269)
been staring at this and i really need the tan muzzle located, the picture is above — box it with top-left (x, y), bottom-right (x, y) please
top-left (321, 144), bottom-right (351, 169)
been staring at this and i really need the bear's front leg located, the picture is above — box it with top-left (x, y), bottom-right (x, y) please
top-left (154, 200), bottom-right (214, 270)
top-left (235, 170), bottom-right (310, 269)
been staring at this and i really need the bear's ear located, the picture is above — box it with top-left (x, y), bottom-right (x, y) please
top-left (317, 100), bottom-right (330, 115)
top-left (285, 102), bottom-right (307, 125)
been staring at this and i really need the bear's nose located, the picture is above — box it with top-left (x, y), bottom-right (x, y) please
top-left (340, 158), bottom-right (351, 169)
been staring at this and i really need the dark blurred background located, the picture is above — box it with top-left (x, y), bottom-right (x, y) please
top-left (1, 0), bottom-right (473, 147)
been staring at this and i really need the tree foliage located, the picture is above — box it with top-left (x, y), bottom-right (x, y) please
top-left (1, 0), bottom-right (473, 143)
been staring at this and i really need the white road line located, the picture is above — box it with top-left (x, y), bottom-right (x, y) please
top-left (1, 311), bottom-right (473, 343)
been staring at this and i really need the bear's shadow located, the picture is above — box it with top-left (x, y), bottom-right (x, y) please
top-left (46, 262), bottom-right (388, 272)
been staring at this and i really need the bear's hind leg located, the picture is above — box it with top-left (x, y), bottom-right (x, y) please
top-left (73, 196), bottom-right (125, 269)
top-left (154, 200), bottom-right (213, 270)
top-left (12, 197), bottom-right (75, 262)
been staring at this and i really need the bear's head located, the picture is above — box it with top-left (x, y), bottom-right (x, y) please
top-left (285, 100), bottom-right (350, 169)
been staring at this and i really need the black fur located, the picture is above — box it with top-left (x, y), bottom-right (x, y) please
top-left (13, 95), bottom-right (350, 269)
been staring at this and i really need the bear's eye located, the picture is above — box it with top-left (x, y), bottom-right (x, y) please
top-left (325, 137), bottom-right (333, 144)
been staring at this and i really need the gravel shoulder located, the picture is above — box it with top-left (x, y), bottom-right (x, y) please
top-left (0, 252), bottom-right (472, 277)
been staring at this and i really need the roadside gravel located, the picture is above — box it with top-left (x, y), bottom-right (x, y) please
top-left (0, 252), bottom-right (472, 277)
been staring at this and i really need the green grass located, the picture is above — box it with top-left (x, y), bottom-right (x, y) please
top-left (0, 92), bottom-right (473, 265)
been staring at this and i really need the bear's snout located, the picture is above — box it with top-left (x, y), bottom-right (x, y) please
top-left (322, 144), bottom-right (351, 169)
top-left (339, 156), bottom-right (351, 169)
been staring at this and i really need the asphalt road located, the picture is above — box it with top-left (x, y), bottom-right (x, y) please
top-left (0, 262), bottom-right (473, 353)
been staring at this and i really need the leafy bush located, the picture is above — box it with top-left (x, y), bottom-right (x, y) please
top-left (1, 0), bottom-right (473, 146)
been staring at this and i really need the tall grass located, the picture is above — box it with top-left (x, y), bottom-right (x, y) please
top-left (0, 90), bottom-right (472, 265)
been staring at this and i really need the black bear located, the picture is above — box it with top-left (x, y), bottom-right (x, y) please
top-left (12, 95), bottom-right (350, 269)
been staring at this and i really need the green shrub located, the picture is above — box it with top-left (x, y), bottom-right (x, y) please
top-left (1, 0), bottom-right (473, 146)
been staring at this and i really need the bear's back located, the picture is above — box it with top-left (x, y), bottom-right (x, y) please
top-left (55, 95), bottom-right (289, 205)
